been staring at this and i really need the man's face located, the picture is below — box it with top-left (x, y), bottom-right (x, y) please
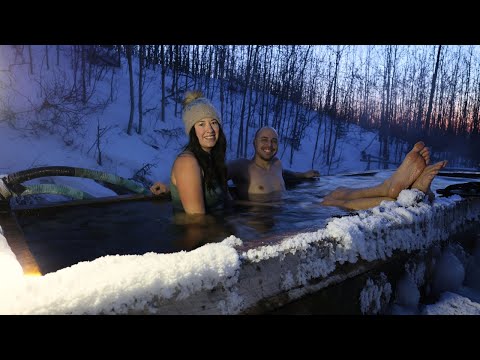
top-left (254, 128), bottom-right (278, 161)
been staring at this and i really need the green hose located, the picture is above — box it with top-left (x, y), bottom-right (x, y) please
top-left (73, 168), bottom-right (149, 195)
top-left (1, 166), bottom-right (151, 201)
top-left (19, 184), bottom-right (94, 200)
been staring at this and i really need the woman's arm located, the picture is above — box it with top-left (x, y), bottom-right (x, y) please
top-left (172, 153), bottom-right (206, 214)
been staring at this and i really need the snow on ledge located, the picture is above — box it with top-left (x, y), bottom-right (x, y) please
top-left (1, 191), bottom-right (478, 314)
top-left (0, 235), bottom-right (242, 314)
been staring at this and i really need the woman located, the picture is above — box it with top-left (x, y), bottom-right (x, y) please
top-left (151, 91), bottom-right (228, 215)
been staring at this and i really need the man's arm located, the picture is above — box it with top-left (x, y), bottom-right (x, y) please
top-left (283, 169), bottom-right (320, 180)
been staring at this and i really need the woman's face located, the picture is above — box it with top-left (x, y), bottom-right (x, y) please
top-left (194, 118), bottom-right (220, 152)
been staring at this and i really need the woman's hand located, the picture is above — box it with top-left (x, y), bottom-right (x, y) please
top-left (150, 182), bottom-right (170, 195)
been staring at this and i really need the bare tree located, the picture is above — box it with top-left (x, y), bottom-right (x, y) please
top-left (126, 45), bottom-right (135, 135)
top-left (379, 45), bottom-right (396, 169)
top-left (459, 46), bottom-right (473, 136)
top-left (324, 46), bottom-right (342, 168)
top-left (236, 46), bottom-right (254, 158)
top-left (228, 45), bottom-right (236, 151)
top-left (218, 46), bottom-right (227, 129)
top-left (28, 45), bottom-right (33, 74)
top-left (425, 45), bottom-right (442, 136)
top-left (243, 45), bottom-right (260, 158)
top-left (288, 46), bottom-right (312, 166)
top-left (137, 45), bottom-right (145, 134)
top-left (447, 47), bottom-right (461, 135)
top-left (81, 45), bottom-right (87, 104)
top-left (160, 45), bottom-right (166, 123)
top-left (45, 45), bottom-right (49, 70)
top-left (173, 45), bottom-right (180, 116)
top-left (87, 118), bottom-right (114, 166)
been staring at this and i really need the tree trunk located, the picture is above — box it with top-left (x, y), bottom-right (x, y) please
top-left (45, 45), bottom-right (49, 70)
top-left (425, 45), bottom-right (442, 136)
top-left (126, 45), bottom-right (135, 135)
top-left (28, 45), bottom-right (33, 74)
top-left (81, 45), bottom-right (87, 104)
top-left (161, 45), bottom-right (166, 123)
top-left (243, 45), bottom-right (260, 158)
top-left (137, 45), bottom-right (144, 134)
top-left (236, 46), bottom-right (253, 158)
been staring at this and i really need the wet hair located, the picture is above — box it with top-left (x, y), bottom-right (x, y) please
top-left (184, 125), bottom-right (227, 193)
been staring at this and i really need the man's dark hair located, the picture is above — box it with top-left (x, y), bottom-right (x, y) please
top-left (184, 126), bottom-right (227, 194)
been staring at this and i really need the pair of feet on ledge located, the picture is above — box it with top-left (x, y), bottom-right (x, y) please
top-left (321, 141), bottom-right (447, 210)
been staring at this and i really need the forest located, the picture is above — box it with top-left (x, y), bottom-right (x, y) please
top-left (3, 45), bottom-right (480, 170)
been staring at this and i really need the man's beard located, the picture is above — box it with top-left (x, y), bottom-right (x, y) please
top-left (258, 149), bottom-right (277, 162)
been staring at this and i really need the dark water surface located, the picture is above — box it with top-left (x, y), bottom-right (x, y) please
top-left (12, 171), bottom-right (476, 274)
top-left (14, 179), bottom-right (347, 274)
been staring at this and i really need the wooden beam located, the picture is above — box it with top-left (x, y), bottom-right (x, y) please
top-left (0, 211), bottom-right (42, 276)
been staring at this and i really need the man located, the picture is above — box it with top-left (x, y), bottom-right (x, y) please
top-left (228, 127), bottom-right (447, 210)
top-left (227, 126), bottom-right (319, 202)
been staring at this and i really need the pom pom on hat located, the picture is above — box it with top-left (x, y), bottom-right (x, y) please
top-left (182, 91), bottom-right (221, 135)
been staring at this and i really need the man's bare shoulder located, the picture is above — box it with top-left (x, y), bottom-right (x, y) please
top-left (272, 157), bottom-right (283, 169)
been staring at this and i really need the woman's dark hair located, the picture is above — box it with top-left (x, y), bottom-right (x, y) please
top-left (184, 125), bottom-right (227, 194)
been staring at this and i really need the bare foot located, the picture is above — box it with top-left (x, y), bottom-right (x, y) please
top-left (419, 146), bottom-right (431, 165)
top-left (385, 141), bottom-right (429, 198)
top-left (411, 160), bottom-right (448, 194)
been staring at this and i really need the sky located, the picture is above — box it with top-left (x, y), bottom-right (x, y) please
top-left (0, 45), bottom-right (479, 315)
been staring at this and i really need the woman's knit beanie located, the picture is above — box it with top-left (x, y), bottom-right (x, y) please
top-left (182, 90), bottom-right (221, 135)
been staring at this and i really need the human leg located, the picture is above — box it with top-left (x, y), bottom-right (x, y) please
top-left (321, 196), bottom-right (395, 211)
top-left (325, 141), bottom-right (430, 201)
top-left (323, 184), bottom-right (390, 201)
top-left (321, 160), bottom-right (447, 210)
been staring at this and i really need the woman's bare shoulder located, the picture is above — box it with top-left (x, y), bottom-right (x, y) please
top-left (177, 150), bottom-right (195, 159)
top-left (174, 152), bottom-right (198, 167)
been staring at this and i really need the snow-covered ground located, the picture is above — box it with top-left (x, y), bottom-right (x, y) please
top-left (1, 45), bottom-right (479, 314)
